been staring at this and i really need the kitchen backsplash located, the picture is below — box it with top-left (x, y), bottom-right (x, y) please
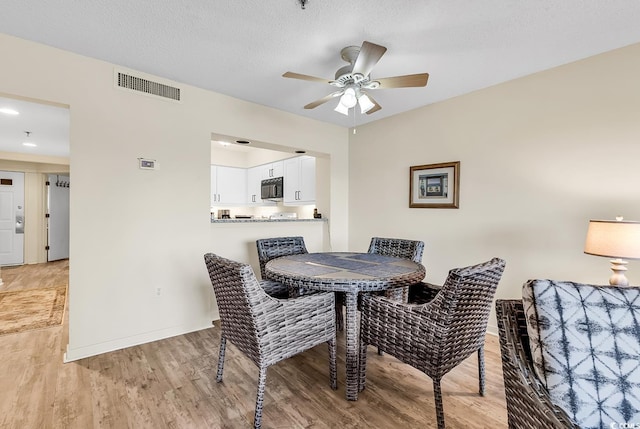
top-left (211, 204), bottom-right (316, 220)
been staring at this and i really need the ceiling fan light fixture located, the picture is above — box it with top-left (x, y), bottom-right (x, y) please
top-left (283, 40), bottom-right (429, 117)
top-left (358, 93), bottom-right (375, 114)
top-left (339, 87), bottom-right (357, 108)
top-left (334, 101), bottom-right (349, 116)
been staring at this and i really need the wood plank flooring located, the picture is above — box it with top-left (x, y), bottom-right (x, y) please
top-left (0, 261), bottom-right (509, 428)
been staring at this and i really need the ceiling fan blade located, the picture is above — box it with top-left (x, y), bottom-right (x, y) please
top-left (352, 41), bottom-right (387, 78)
top-left (304, 91), bottom-right (344, 109)
top-left (283, 71), bottom-right (331, 84)
top-left (364, 94), bottom-right (382, 115)
top-left (375, 73), bottom-right (429, 89)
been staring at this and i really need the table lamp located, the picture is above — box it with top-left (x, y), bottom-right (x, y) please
top-left (584, 217), bottom-right (640, 286)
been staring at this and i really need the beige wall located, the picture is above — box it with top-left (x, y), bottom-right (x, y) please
top-left (349, 43), bottom-right (640, 333)
top-left (5, 30), bottom-right (638, 357)
top-left (0, 33), bottom-right (349, 360)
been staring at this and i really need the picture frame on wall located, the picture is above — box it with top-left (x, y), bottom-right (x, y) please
top-left (409, 161), bottom-right (460, 208)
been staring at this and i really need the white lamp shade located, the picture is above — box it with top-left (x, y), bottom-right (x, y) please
top-left (339, 88), bottom-right (357, 108)
top-left (358, 93), bottom-right (375, 113)
top-left (584, 219), bottom-right (640, 259)
top-left (334, 101), bottom-right (349, 115)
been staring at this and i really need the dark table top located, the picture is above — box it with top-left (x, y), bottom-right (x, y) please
top-left (265, 252), bottom-right (426, 293)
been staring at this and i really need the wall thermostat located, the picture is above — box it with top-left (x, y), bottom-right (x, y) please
top-left (138, 158), bottom-right (157, 170)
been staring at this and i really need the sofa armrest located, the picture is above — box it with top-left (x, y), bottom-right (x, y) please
top-left (496, 300), bottom-right (579, 429)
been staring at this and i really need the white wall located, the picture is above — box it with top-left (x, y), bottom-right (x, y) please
top-left (210, 221), bottom-right (328, 275)
top-left (0, 33), bottom-right (349, 360)
top-left (349, 43), bottom-right (640, 333)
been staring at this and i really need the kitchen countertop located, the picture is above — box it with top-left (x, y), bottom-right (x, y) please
top-left (211, 218), bottom-right (327, 223)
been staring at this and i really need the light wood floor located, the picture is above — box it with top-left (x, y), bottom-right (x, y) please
top-left (0, 261), bottom-right (509, 428)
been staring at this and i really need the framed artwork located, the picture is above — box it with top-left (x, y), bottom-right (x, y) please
top-left (409, 161), bottom-right (460, 208)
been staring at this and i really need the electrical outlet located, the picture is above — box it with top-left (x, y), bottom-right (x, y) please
top-left (156, 287), bottom-right (161, 296)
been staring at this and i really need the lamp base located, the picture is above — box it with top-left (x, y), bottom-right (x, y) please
top-left (609, 258), bottom-right (629, 286)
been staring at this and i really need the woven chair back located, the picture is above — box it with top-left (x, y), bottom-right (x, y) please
top-left (204, 253), bottom-right (267, 364)
top-left (368, 237), bottom-right (424, 263)
top-left (425, 257), bottom-right (505, 374)
top-left (256, 236), bottom-right (308, 278)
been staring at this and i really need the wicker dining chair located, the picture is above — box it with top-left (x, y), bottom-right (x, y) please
top-left (256, 236), bottom-right (345, 331)
top-left (256, 236), bottom-right (309, 297)
top-left (367, 236), bottom-right (425, 302)
top-left (367, 237), bottom-right (425, 354)
top-left (358, 257), bottom-right (506, 429)
top-left (495, 299), bottom-right (579, 428)
top-left (204, 253), bottom-right (337, 429)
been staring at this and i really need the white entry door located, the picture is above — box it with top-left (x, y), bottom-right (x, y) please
top-left (0, 171), bottom-right (25, 266)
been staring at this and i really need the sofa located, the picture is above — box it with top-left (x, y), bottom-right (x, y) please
top-left (497, 280), bottom-right (640, 429)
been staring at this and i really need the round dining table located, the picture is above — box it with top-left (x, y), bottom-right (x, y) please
top-left (265, 251), bottom-right (426, 401)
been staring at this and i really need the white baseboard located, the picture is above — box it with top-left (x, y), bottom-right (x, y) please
top-left (63, 321), bottom-right (214, 362)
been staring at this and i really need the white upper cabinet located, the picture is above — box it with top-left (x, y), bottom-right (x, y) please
top-left (284, 156), bottom-right (316, 205)
top-left (260, 161), bottom-right (284, 179)
top-left (246, 166), bottom-right (262, 206)
top-left (211, 165), bottom-right (247, 206)
top-left (212, 157), bottom-right (314, 208)
top-left (247, 165), bottom-right (276, 206)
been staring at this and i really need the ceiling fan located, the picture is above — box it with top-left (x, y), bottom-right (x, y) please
top-left (283, 41), bottom-right (429, 116)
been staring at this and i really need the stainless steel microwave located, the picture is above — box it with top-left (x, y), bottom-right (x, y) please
top-left (261, 176), bottom-right (284, 200)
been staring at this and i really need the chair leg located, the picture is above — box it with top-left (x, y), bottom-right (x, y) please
top-left (478, 346), bottom-right (485, 396)
top-left (328, 338), bottom-right (337, 390)
top-left (335, 297), bottom-right (344, 331)
top-left (216, 337), bottom-right (227, 382)
top-left (254, 366), bottom-right (267, 429)
top-left (433, 378), bottom-right (446, 429)
top-left (358, 335), bottom-right (368, 392)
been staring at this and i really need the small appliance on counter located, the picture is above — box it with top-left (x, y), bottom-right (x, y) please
top-left (235, 215), bottom-right (254, 219)
top-left (269, 212), bottom-right (298, 220)
top-left (218, 209), bottom-right (231, 219)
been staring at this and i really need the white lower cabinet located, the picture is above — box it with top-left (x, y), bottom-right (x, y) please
top-left (211, 165), bottom-right (247, 206)
top-left (284, 156), bottom-right (315, 205)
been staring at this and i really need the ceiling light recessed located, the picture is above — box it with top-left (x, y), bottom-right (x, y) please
top-left (0, 108), bottom-right (19, 115)
top-left (23, 131), bottom-right (37, 148)
top-left (235, 140), bottom-right (251, 145)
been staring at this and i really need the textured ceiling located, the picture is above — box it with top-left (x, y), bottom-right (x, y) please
top-left (1, 1), bottom-right (640, 156)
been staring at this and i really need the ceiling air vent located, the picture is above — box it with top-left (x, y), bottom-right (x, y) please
top-left (116, 72), bottom-right (181, 101)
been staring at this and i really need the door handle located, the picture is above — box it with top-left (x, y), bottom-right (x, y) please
top-left (16, 214), bottom-right (24, 234)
